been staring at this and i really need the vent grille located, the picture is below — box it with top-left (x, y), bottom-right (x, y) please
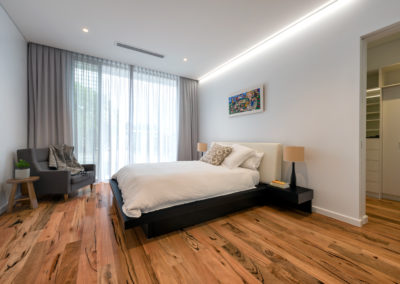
top-left (116, 42), bottom-right (164, 58)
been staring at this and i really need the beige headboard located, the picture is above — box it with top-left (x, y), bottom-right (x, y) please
top-left (215, 142), bottom-right (282, 183)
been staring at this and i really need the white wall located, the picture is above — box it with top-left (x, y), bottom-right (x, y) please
top-left (368, 38), bottom-right (400, 71)
top-left (0, 5), bottom-right (27, 212)
top-left (198, 0), bottom-right (400, 226)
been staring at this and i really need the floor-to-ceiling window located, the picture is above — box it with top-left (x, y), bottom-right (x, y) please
top-left (132, 67), bottom-right (178, 163)
top-left (72, 57), bottom-right (179, 179)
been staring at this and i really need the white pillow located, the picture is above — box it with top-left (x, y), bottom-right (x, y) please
top-left (240, 151), bottom-right (264, 170)
top-left (221, 144), bottom-right (255, 169)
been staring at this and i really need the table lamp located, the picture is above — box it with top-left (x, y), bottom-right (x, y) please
top-left (283, 146), bottom-right (304, 189)
top-left (197, 142), bottom-right (208, 157)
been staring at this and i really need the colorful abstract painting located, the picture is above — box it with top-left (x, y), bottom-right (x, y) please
top-left (228, 86), bottom-right (263, 117)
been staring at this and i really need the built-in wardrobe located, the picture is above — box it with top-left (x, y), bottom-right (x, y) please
top-left (366, 63), bottom-right (400, 201)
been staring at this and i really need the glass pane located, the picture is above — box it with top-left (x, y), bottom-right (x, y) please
top-left (132, 73), bottom-right (178, 163)
top-left (73, 61), bottom-right (99, 166)
top-left (73, 61), bottom-right (179, 179)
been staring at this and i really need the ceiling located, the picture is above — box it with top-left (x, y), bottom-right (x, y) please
top-left (1, 0), bottom-right (328, 79)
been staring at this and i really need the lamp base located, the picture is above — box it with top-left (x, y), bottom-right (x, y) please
top-left (290, 162), bottom-right (297, 189)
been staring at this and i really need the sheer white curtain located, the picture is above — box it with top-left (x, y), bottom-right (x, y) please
top-left (72, 56), bottom-right (131, 179)
top-left (98, 64), bottom-right (131, 179)
top-left (72, 57), bottom-right (179, 180)
top-left (72, 59), bottom-right (100, 167)
top-left (132, 67), bottom-right (179, 163)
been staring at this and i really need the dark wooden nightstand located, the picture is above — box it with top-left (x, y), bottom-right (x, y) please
top-left (261, 183), bottom-right (314, 213)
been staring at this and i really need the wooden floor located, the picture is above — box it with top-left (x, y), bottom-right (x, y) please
top-left (0, 183), bottom-right (399, 283)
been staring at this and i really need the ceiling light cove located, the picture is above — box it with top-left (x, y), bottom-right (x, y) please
top-left (82, 27), bottom-right (89, 33)
top-left (199, 0), bottom-right (351, 83)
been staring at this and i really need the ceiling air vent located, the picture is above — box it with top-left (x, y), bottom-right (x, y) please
top-left (116, 42), bottom-right (164, 58)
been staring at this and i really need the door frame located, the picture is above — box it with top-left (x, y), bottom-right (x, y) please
top-left (359, 21), bottom-right (400, 224)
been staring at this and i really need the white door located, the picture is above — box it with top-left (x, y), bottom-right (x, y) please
top-left (382, 85), bottom-right (400, 199)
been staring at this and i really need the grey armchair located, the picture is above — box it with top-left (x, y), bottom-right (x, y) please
top-left (17, 148), bottom-right (96, 200)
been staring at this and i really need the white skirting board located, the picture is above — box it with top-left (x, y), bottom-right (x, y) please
top-left (0, 193), bottom-right (22, 215)
top-left (382, 193), bottom-right (400, 202)
top-left (312, 205), bottom-right (368, 227)
top-left (367, 192), bottom-right (400, 201)
top-left (0, 202), bottom-right (8, 215)
top-left (366, 191), bottom-right (382, 199)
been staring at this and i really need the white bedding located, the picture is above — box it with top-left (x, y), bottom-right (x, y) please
top-left (112, 161), bottom-right (260, 218)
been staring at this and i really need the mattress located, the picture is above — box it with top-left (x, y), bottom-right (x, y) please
top-left (112, 161), bottom-right (260, 218)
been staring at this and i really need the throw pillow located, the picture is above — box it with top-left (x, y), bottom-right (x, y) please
top-left (200, 144), bottom-right (232, 166)
top-left (240, 151), bottom-right (264, 170)
top-left (222, 144), bottom-right (255, 169)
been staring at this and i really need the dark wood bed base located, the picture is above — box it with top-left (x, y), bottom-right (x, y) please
top-left (110, 179), bottom-right (266, 238)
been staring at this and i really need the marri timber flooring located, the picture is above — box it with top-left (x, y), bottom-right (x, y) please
top-left (0, 184), bottom-right (399, 284)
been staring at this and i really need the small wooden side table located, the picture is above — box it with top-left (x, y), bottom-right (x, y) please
top-left (7, 176), bottom-right (40, 213)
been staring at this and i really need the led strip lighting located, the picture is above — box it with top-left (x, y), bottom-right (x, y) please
top-left (199, 0), bottom-right (341, 83)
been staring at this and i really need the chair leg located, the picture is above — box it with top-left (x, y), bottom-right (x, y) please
top-left (64, 194), bottom-right (68, 202)
top-left (90, 183), bottom-right (94, 192)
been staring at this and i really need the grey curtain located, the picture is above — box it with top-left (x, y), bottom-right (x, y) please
top-left (28, 43), bottom-right (197, 168)
top-left (28, 43), bottom-right (73, 148)
top-left (177, 77), bottom-right (199, 161)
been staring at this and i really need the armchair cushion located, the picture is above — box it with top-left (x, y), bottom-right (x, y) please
top-left (35, 148), bottom-right (49, 162)
top-left (38, 161), bottom-right (51, 171)
top-left (40, 169), bottom-right (71, 184)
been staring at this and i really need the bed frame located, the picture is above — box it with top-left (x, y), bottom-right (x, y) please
top-left (111, 179), bottom-right (268, 238)
top-left (111, 142), bottom-right (282, 238)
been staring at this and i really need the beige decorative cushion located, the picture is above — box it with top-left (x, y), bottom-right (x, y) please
top-left (200, 144), bottom-right (232, 166)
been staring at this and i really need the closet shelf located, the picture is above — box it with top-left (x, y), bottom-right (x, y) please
top-left (367, 119), bottom-right (380, 122)
top-left (367, 88), bottom-right (380, 93)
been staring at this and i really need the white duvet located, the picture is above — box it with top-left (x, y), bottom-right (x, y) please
top-left (112, 161), bottom-right (260, 218)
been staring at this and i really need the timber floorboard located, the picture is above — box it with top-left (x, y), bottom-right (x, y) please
top-left (0, 184), bottom-right (399, 283)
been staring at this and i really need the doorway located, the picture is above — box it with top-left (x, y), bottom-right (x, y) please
top-left (361, 22), bottom-right (400, 223)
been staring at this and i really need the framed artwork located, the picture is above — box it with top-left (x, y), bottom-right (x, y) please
top-left (228, 85), bottom-right (264, 117)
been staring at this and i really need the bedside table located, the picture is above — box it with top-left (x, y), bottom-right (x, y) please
top-left (261, 183), bottom-right (313, 213)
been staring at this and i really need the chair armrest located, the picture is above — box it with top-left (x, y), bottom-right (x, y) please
top-left (82, 164), bottom-right (96, 172)
top-left (36, 170), bottom-right (71, 195)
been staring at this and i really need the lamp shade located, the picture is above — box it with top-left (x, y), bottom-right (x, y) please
top-left (283, 146), bottom-right (304, 162)
top-left (197, 142), bottom-right (208, 152)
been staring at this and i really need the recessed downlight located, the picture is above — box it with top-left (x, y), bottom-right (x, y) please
top-left (183, 58), bottom-right (188, 62)
top-left (82, 27), bottom-right (89, 33)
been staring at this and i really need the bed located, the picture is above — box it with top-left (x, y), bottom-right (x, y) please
top-left (110, 142), bottom-right (282, 238)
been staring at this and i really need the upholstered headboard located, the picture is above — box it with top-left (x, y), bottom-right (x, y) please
top-left (215, 142), bottom-right (282, 183)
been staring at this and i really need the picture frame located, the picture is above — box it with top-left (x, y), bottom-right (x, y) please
top-left (228, 85), bottom-right (264, 117)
